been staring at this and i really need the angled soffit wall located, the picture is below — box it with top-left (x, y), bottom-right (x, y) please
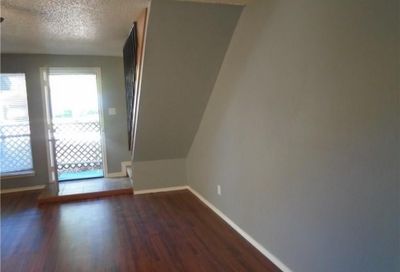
top-left (134, 0), bottom-right (242, 161)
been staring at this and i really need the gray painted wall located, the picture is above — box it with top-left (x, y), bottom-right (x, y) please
top-left (187, 1), bottom-right (400, 271)
top-left (133, 158), bottom-right (186, 190)
top-left (1, 54), bottom-right (131, 189)
top-left (134, 0), bottom-right (242, 161)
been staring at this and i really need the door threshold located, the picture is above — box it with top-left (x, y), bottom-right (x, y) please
top-left (59, 176), bottom-right (105, 182)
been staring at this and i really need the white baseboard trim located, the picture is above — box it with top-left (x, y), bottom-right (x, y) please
top-left (121, 161), bottom-right (131, 175)
top-left (126, 166), bottom-right (133, 178)
top-left (106, 161), bottom-right (132, 178)
top-left (106, 172), bottom-right (126, 178)
top-left (134, 185), bottom-right (188, 195)
top-left (134, 185), bottom-right (291, 272)
top-left (187, 187), bottom-right (292, 272)
top-left (1, 185), bottom-right (46, 194)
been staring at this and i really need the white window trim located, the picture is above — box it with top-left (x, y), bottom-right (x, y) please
top-left (0, 73), bottom-right (34, 177)
top-left (0, 170), bottom-right (35, 180)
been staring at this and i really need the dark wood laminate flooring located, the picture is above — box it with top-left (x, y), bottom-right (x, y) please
top-left (1, 190), bottom-right (281, 272)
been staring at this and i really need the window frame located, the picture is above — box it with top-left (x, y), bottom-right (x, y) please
top-left (0, 73), bottom-right (35, 179)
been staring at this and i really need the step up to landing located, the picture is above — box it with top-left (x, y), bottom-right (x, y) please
top-left (38, 177), bottom-right (133, 204)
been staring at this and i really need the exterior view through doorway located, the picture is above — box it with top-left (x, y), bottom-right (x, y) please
top-left (45, 68), bottom-right (106, 182)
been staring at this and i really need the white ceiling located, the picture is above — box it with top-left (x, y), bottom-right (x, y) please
top-left (0, 0), bottom-right (249, 56)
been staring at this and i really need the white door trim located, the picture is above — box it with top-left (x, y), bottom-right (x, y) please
top-left (40, 67), bottom-right (59, 185)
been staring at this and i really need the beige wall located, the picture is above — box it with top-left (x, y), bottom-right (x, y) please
top-left (187, 0), bottom-right (399, 271)
top-left (1, 54), bottom-right (131, 189)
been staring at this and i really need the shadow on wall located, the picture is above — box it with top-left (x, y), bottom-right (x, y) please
top-left (203, 0), bottom-right (279, 140)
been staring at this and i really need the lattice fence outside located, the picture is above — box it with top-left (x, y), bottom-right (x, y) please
top-left (53, 121), bottom-right (103, 178)
top-left (0, 123), bottom-right (33, 173)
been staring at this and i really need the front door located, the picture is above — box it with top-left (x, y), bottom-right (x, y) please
top-left (46, 68), bottom-right (106, 181)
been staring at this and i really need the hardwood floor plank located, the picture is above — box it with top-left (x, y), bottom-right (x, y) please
top-left (1, 190), bottom-right (281, 272)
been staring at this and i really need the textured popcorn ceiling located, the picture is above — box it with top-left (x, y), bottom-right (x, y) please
top-left (0, 0), bottom-right (249, 56)
top-left (0, 0), bottom-right (150, 56)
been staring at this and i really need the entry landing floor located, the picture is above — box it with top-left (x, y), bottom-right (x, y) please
top-left (38, 177), bottom-right (133, 204)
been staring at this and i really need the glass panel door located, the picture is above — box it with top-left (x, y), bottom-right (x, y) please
top-left (48, 69), bottom-right (105, 181)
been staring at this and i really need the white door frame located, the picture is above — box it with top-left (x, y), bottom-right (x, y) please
top-left (40, 67), bottom-right (59, 186)
top-left (41, 67), bottom-right (109, 183)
